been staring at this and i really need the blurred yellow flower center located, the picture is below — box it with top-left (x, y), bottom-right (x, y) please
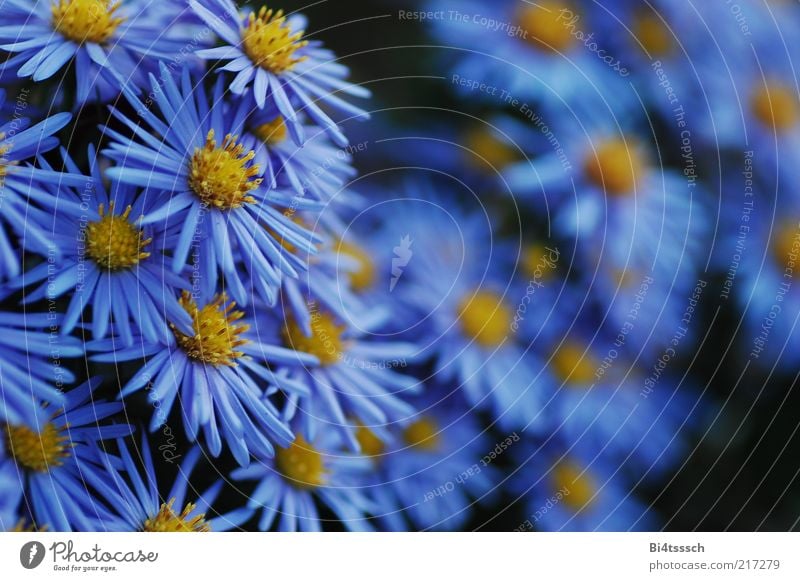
top-left (241, 7), bottom-right (308, 74)
top-left (173, 292), bottom-right (250, 366)
top-left (464, 127), bottom-right (518, 170)
top-left (522, 244), bottom-right (557, 280)
top-left (85, 203), bottom-right (151, 270)
top-left (633, 12), bottom-right (673, 56)
top-left (337, 239), bottom-right (376, 292)
top-left (772, 221), bottom-right (800, 267)
top-left (253, 116), bottom-right (288, 145)
top-left (5, 422), bottom-right (70, 473)
top-left (751, 82), bottom-right (799, 132)
top-left (0, 136), bottom-right (13, 185)
top-left (52, 0), bottom-right (124, 44)
top-left (403, 417), bottom-right (441, 451)
top-left (551, 341), bottom-right (598, 386)
top-left (517, 1), bottom-right (576, 53)
top-left (188, 130), bottom-right (261, 210)
top-left (283, 310), bottom-right (346, 366)
top-left (553, 461), bottom-right (596, 510)
top-left (356, 423), bottom-right (385, 457)
top-left (458, 290), bottom-right (512, 348)
top-left (275, 435), bottom-right (326, 489)
top-left (143, 499), bottom-right (210, 532)
top-left (585, 137), bottom-right (644, 196)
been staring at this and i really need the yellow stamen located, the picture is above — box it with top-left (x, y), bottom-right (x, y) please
top-left (464, 126), bottom-right (519, 170)
top-left (275, 435), bottom-right (327, 489)
top-left (403, 417), bottom-right (441, 451)
top-left (51, 0), bottom-right (124, 44)
top-left (458, 290), bottom-right (512, 348)
top-left (522, 244), bottom-right (557, 280)
top-left (337, 239), bottom-right (376, 292)
top-left (517, 1), bottom-right (576, 53)
top-left (355, 422), bottom-right (385, 457)
top-left (253, 116), bottom-right (289, 145)
top-left (142, 499), bottom-right (210, 532)
top-left (241, 7), bottom-right (308, 74)
top-left (172, 291), bottom-right (250, 367)
top-left (585, 137), bottom-right (644, 196)
top-left (633, 11), bottom-right (674, 56)
top-left (552, 461), bottom-right (596, 511)
top-left (551, 341), bottom-right (598, 386)
top-left (85, 202), bottom-right (151, 270)
top-left (188, 130), bottom-right (262, 210)
top-left (283, 310), bottom-right (346, 366)
top-left (751, 82), bottom-right (799, 132)
top-left (772, 221), bottom-right (800, 267)
top-left (5, 422), bottom-right (71, 473)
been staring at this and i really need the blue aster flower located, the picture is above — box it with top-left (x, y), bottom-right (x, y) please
top-left (426, 0), bottom-right (632, 111)
top-left (82, 436), bottom-right (251, 531)
top-left (190, 0), bottom-right (370, 146)
top-left (0, 311), bottom-right (83, 427)
top-left (104, 65), bottom-right (322, 306)
top-left (89, 291), bottom-right (316, 465)
top-left (511, 438), bottom-right (657, 531)
top-left (357, 393), bottom-right (497, 531)
top-left (6, 145), bottom-right (193, 347)
top-left (232, 425), bottom-right (374, 531)
top-left (259, 299), bottom-right (420, 452)
top-left (0, 377), bottom-right (132, 531)
top-left (373, 187), bottom-right (544, 432)
top-left (0, 0), bottom-right (206, 102)
top-left (0, 92), bottom-right (81, 281)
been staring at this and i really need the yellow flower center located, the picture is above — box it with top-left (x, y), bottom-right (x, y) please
top-left (772, 221), bottom-right (800, 268)
top-left (464, 127), bottom-right (519, 170)
top-left (142, 499), bottom-right (210, 532)
top-left (253, 116), bottom-right (289, 145)
top-left (632, 12), bottom-right (674, 56)
top-left (188, 130), bottom-right (262, 210)
top-left (241, 7), bottom-right (308, 74)
top-left (458, 290), bottom-right (512, 348)
top-left (552, 461), bottom-right (596, 511)
top-left (551, 341), bottom-right (598, 386)
top-left (403, 417), bottom-right (441, 451)
top-left (283, 310), bottom-right (346, 366)
top-left (337, 240), bottom-right (376, 292)
top-left (275, 435), bottom-right (326, 489)
top-left (522, 244), bottom-right (557, 280)
top-left (84, 202), bottom-right (151, 270)
top-left (0, 136), bottom-right (13, 186)
top-left (585, 137), bottom-right (644, 196)
top-left (172, 292), bottom-right (250, 366)
top-left (51, 0), bottom-right (124, 44)
top-left (355, 423), bottom-right (385, 457)
top-left (751, 82), bottom-right (799, 132)
top-left (517, 1), bottom-right (576, 53)
top-left (5, 422), bottom-right (70, 473)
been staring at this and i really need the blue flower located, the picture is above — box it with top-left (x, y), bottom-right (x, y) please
top-left (7, 145), bottom-right (193, 346)
top-left (358, 393), bottom-right (497, 531)
top-left (190, 0), bottom-right (370, 145)
top-left (0, 0), bottom-right (206, 102)
top-left (373, 187), bottom-right (544, 431)
top-left (89, 291), bottom-right (315, 465)
top-left (511, 438), bottom-right (657, 531)
top-left (0, 460), bottom-right (23, 530)
top-left (1, 377), bottom-right (132, 531)
top-left (0, 92), bottom-right (79, 281)
top-left (0, 311), bottom-right (83, 427)
top-left (82, 436), bottom-right (251, 531)
top-left (104, 65), bottom-right (322, 306)
top-left (233, 425), bottom-right (374, 531)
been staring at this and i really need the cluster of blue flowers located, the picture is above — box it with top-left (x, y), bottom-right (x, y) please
top-left (0, 0), bottom-right (795, 532)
